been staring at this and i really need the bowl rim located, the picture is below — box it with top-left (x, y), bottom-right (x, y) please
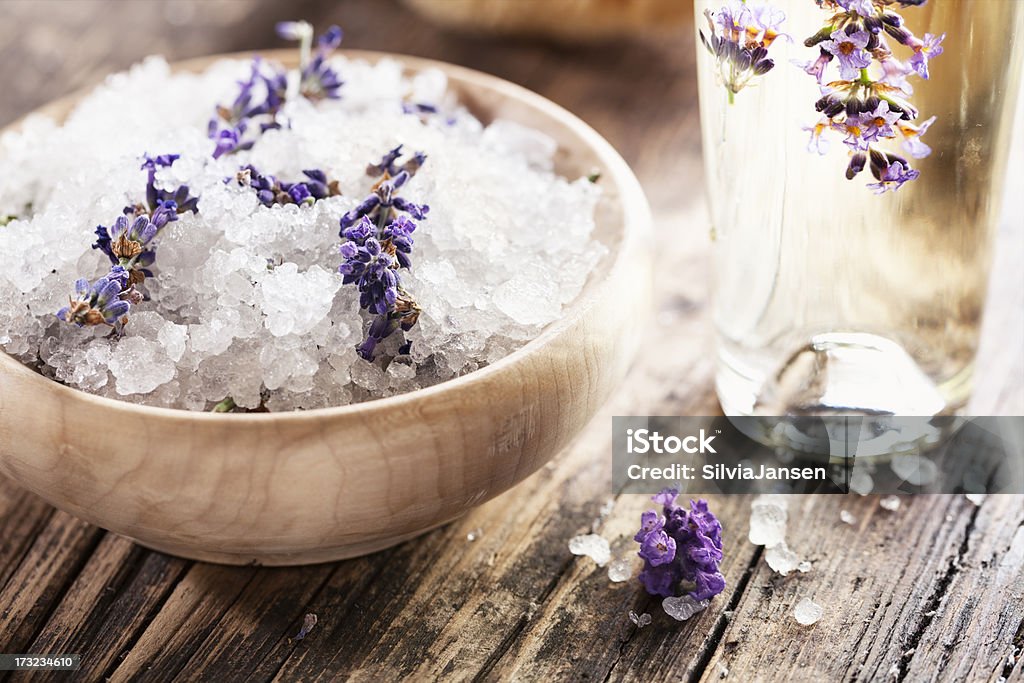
top-left (0, 48), bottom-right (650, 424)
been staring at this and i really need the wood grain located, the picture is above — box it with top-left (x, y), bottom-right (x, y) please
top-left (0, 0), bottom-right (1022, 681)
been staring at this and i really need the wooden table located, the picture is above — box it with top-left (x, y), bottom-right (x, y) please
top-left (1, 1), bottom-right (1022, 680)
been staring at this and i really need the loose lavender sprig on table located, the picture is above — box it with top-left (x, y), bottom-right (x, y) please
top-left (699, 0), bottom-right (787, 103)
top-left (208, 22), bottom-right (343, 158)
top-left (58, 155), bottom-right (199, 327)
top-left (233, 165), bottom-right (341, 207)
top-left (798, 0), bottom-right (944, 194)
top-left (635, 489), bottom-right (726, 603)
top-left (339, 146), bottom-right (429, 361)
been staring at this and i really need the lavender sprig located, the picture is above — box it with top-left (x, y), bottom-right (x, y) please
top-left (634, 489), bottom-right (726, 602)
top-left (798, 0), bottom-right (944, 193)
top-left (233, 165), bottom-right (340, 207)
top-left (276, 22), bottom-right (344, 102)
top-left (339, 146), bottom-right (428, 361)
top-left (699, 0), bottom-right (787, 102)
top-left (209, 22), bottom-right (343, 159)
top-left (59, 155), bottom-right (199, 327)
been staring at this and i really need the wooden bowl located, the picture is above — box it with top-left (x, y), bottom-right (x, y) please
top-left (0, 50), bottom-right (651, 565)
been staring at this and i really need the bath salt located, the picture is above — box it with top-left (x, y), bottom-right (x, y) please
top-left (568, 534), bottom-right (611, 567)
top-left (749, 494), bottom-right (788, 547)
top-left (0, 53), bottom-right (606, 411)
top-left (793, 597), bottom-right (823, 626)
top-left (663, 595), bottom-right (709, 622)
top-left (764, 541), bottom-right (800, 576)
top-left (880, 495), bottom-right (902, 512)
top-left (607, 558), bottom-right (633, 583)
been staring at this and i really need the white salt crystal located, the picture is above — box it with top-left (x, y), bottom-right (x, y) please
top-left (849, 469), bottom-right (874, 495)
top-left (607, 558), bottom-right (633, 583)
top-left (965, 493), bottom-right (986, 506)
top-left (793, 597), bottom-right (823, 626)
top-left (797, 560), bottom-right (812, 573)
top-left (466, 528), bottom-right (481, 542)
top-left (493, 275), bottom-right (562, 326)
top-left (108, 337), bottom-right (175, 395)
top-left (749, 495), bottom-right (788, 547)
top-left (568, 534), bottom-right (611, 567)
top-left (765, 542), bottom-right (801, 576)
top-left (662, 595), bottom-right (709, 622)
top-left (880, 495), bottom-right (902, 511)
top-left (628, 610), bottom-right (652, 628)
top-left (890, 454), bottom-right (938, 486)
top-left (839, 510), bottom-right (857, 525)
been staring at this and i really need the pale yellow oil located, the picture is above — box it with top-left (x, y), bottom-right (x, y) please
top-left (696, 0), bottom-right (1024, 416)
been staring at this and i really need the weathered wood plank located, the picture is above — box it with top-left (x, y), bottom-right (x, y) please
top-left (22, 536), bottom-right (191, 682)
top-left (0, 511), bottom-right (103, 654)
top-left (104, 564), bottom-right (259, 682)
top-left (903, 495), bottom-right (1024, 682)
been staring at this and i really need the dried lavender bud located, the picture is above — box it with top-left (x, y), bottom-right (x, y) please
top-left (293, 613), bottom-right (318, 641)
top-left (339, 148), bottom-right (429, 360)
top-left (634, 489), bottom-right (726, 602)
top-left (233, 164), bottom-right (339, 208)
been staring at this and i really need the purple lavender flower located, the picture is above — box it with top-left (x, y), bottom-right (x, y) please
top-left (868, 158), bottom-right (919, 194)
top-left (233, 165), bottom-right (339, 208)
top-left (142, 155), bottom-right (199, 214)
top-left (795, 51), bottom-right (833, 84)
top-left (633, 510), bottom-right (664, 542)
top-left (837, 0), bottom-right (876, 18)
top-left (56, 268), bottom-right (132, 327)
top-left (879, 56), bottom-right (915, 94)
top-left (301, 26), bottom-right (344, 101)
top-left (339, 148), bottom-right (429, 361)
top-left (803, 121), bottom-right (831, 155)
top-left (634, 490), bottom-right (726, 602)
top-left (821, 29), bottom-right (872, 80)
top-left (897, 115), bottom-right (936, 158)
top-left (797, 1), bottom-right (942, 193)
top-left (908, 33), bottom-right (945, 80)
top-left (209, 23), bottom-right (344, 159)
top-left (638, 529), bottom-right (677, 567)
top-left (699, 0), bottom-right (786, 101)
top-left (860, 101), bottom-right (901, 142)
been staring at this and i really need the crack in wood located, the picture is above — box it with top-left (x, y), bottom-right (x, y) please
top-left (685, 546), bottom-right (763, 683)
top-left (999, 616), bottom-right (1024, 680)
top-left (894, 502), bottom-right (982, 682)
top-left (98, 557), bottom-right (195, 681)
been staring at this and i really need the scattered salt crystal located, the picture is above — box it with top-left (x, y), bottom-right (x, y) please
top-left (890, 454), bottom-right (938, 486)
top-left (797, 560), bottom-right (812, 573)
top-left (628, 610), bottom-right (652, 628)
top-left (662, 595), bottom-right (709, 622)
top-left (793, 597), bottom-right (823, 626)
top-left (880, 495), bottom-right (902, 511)
top-left (466, 528), bottom-right (482, 542)
top-left (965, 493), bottom-right (986, 506)
top-left (607, 558), bottom-right (633, 583)
top-left (749, 495), bottom-right (788, 547)
top-left (716, 661), bottom-right (730, 678)
top-left (849, 469), bottom-right (874, 495)
top-left (839, 510), bottom-right (857, 525)
top-left (765, 542), bottom-right (801, 576)
top-left (568, 534), bottom-right (611, 567)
